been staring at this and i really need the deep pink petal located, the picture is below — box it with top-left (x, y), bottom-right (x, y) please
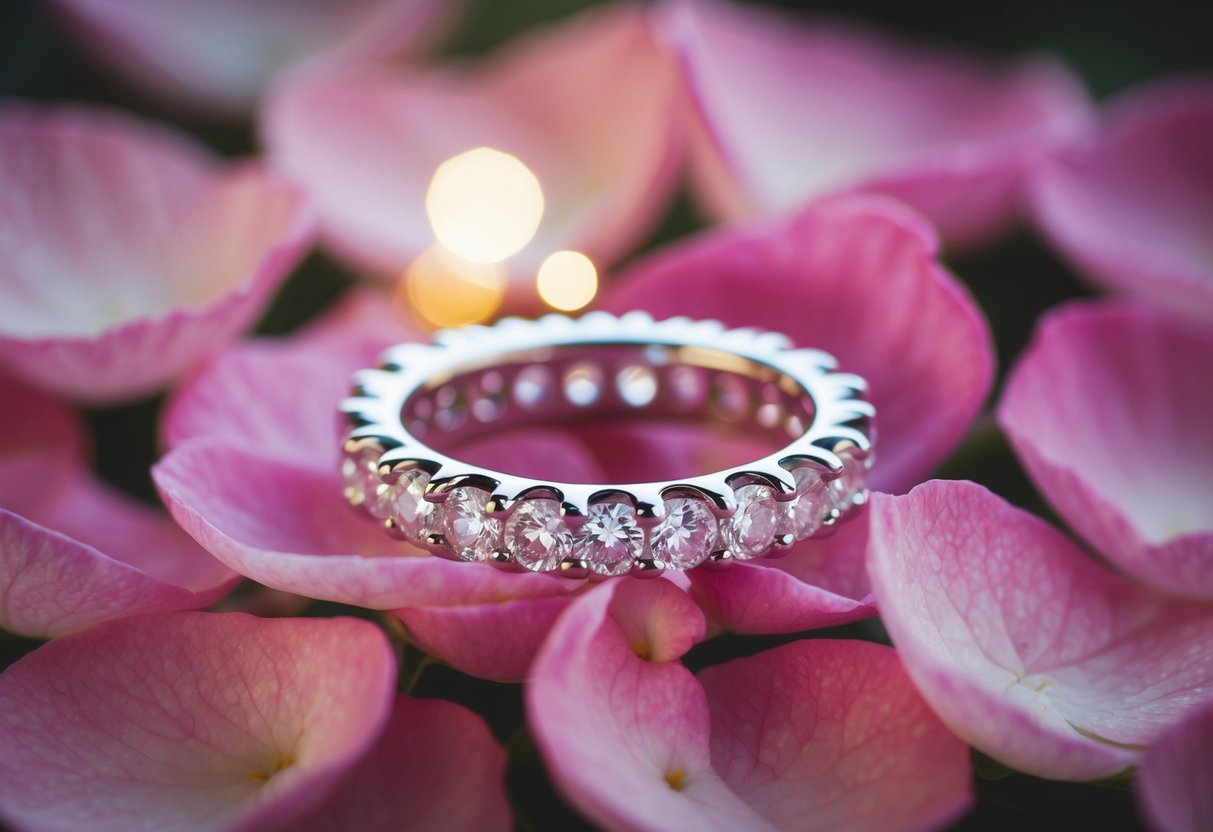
top-left (999, 301), bottom-right (1213, 600)
top-left (1137, 698), bottom-right (1213, 832)
top-left (573, 421), bottom-right (774, 484)
top-left (664, 0), bottom-right (1089, 247)
top-left (294, 695), bottom-right (511, 832)
top-left (1030, 79), bottom-right (1213, 322)
top-left (529, 580), bottom-right (770, 831)
top-left (395, 595), bottom-right (575, 682)
top-left (0, 373), bottom-right (85, 516)
top-left (699, 640), bottom-right (972, 832)
top-left (263, 4), bottom-right (682, 290)
top-left (688, 511), bottom-right (874, 635)
top-left (0, 107), bottom-right (313, 403)
top-left (437, 427), bottom-right (607, 483)
top-left (0, 612), bottom-right (395, 832)
top-left (601, 194), bottom-right (994, 494)
top-left (867, 481), bottom-right (1213, 780)
top-left (153, 439), bottom-right (576, 609)
top-left (54, 0), bottom-right (458, 117)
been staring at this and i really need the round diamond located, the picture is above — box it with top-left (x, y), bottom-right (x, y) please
top-left (340, 444), bottom-right (385, 511)
top-left (383, 469), bottom-right (435, 541)
top-left (577, 502), bottom-right (642, 576)
top-left (441, 487), bottom-right (502, 562)
top-left (650, 497), bottom-right (718, 570)
top-left (823, 450), bottom-right (867, 518)
top-left (506, 499), bottom-right (572, 572)
top-left (784, 467), bottom-right (828, 540)
top-left (722, 484), bottom-right (779, 560)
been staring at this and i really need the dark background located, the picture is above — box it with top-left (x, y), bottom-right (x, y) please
top-left (2, 0), bottom-right (1208, 829)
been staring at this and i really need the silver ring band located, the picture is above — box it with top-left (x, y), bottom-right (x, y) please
top-left (340, 312), bottom-right (874, 578)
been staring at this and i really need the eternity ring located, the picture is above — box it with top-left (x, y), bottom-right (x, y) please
top-left (340, 312), bottom-right (873, 578)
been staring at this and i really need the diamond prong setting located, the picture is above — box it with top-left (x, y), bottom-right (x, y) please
top-left (340, 313), bottom-right (872, 575)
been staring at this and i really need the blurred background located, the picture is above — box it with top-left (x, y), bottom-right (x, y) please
top-left (1, 1), bottom-right (1208, 829)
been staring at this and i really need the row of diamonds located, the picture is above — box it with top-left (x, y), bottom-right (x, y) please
top-left (342, 445), bottom-right (867, 575)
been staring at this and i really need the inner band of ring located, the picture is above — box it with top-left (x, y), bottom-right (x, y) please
top-left (340, 312), bottom-right (874, 578)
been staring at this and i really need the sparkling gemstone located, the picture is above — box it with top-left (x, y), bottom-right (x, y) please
top-left (506, 499), bottom-right (572, 572)
top-left (441, 487), bottom-right (502, 562)
top-left (823, 450), bottom-right (867, 518)
top-left (340, 445), bottom-right (385, 511)
top-left (383, 469), bottom-right (434, 541)
top-left (650, 497), bottom-right (718, 570)
top-left (721, 484), bottom-right (779, 560)
top-left (784, 467), bottom-right (828, 540)
top-left (577, 502), bottom-right (642, 576)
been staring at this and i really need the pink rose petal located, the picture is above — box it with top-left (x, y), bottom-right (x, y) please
top-left (0, 485), bottom-right (235, 639)
top-left (698, 639), bottom-right (972, 832)
top-left (528, 579), bottom-right (770, 831)
top-left (153, 439), bottom-right (577, 609)
top-left (263, 4), bottom-right (682, 291)
top-left (601, 193), bottom-right (994, 495)
top-left (0, 373), bottom-right (84, 516)
top-left (663, 0), bottom-right (1089, 247)
top-left (999, 301), bottom-right (1213, 600)
top-left (293, 695), bottom-right (510, 832)
top-left (688, 511), bottom-right (874, 635)
top-left (867, 480), bottom-right (1213, 780)
top-left (531, 580), bottom-right (970, 831)
top-left (395, 595), bottom-right (576, 682)
top-left (164, 288), bottom-right (420, 464)
top-left (573, 421), bottom-right (776, 484)
top-left (1030, 79), bottom-right (1213, 322)
top-left (164, 339), bottom-right (366, 467)
top-left (1137, 698), bottom-right (1213, 832)
top-left (0, 106), bottom-right (313, 403)
top-left (0, 612), bottom-right (396, 832)
top-left (54, 0), bottom-right (458, 117)
top-left (435, 427), bottom-right (608, 483)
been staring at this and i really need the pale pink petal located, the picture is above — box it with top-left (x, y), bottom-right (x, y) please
top-left (293, 285), bottom-right (423, 350)
top-left (688, 511), bottom-right (874, 635)
top-left (1030, 79), bottom-right (1213, 322)
top-left (867, 480), bottom-right (1213, 781)
top-left (0, 497), bottom-right (234, 638)
top-left (699, 639), bottom-right (972, 832)
top-left (54, 0), bottom-right (458, 117)
top-left (664, 0), bottom-right (1089, 247)
top-left (395, 595), bottom-right (576, 682)
top-left (163, 339), bottom-right (369, 469)
top-left (163, 288), bottom-right (420, 464)
top-left (601, 193), bottom-right (994, 494)
top-left (2, 463), bottom-right (237, 638)
top-left (999, 301), bottom-right (1213, 600)
top-left (293, 695), bottom-right (511, 832)
top-left (263, 4), bottom-right (682, 292)
top-left (0, 106), bottom-right (312, 403)
top-left (153, 439), bottom-right (577, 609)
top-left (0, 373), bottom-right (84, 516)
top-left (528, 579), bottom-right (772, 831)
top-left (1137, 698), bottom-right (1213, 832)
top-left (0, 612), bottom-right (396, 832)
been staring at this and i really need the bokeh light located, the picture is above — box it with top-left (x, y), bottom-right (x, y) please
top-left (424, 147), bottom-right (544, 264)
top-left (536, 250), bottom-right (598, 311)
top-left (399, 245), bottom-right (507, 328)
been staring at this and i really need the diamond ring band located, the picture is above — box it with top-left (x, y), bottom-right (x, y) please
top-left (340, 312), bottom-right (874, 578)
